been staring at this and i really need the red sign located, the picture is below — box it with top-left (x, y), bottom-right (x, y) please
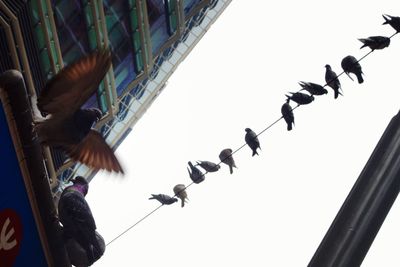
top-left (0, 209), bottom-right (22, 267)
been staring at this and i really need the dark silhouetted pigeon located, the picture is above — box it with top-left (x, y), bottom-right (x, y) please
top-left (58, 176), bottom-right (103, 266)
top-left (173, 184), bottom-right (188, 208)
top-left (245, 128), bottom-right (261, 156)
top-left (285, 92), bottom-right (314, 105)
top-left (35, 49), bottom-right (123, 173)
top-left (219, 148), bottom-right (237, 174)
top-left (187, 161), bottom-right (205, 184)
top-left (196, 160), bottom-right (220, 172)
top-left (382, 14), bottom-right (400, 33)
top-left (325, 64), bottom-right (342, 99)
top-left (299, 81), bottom-right (328, 96)
top-left (341, 55), bottom-right (364, 84)
top-left (149, 194), bottom-right (178, 205)
top-left (358, 36), bottom-right (390, 50)
top-left (281, 101), bottom-right (295, 131)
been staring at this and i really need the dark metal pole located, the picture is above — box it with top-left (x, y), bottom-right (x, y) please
top-left (309, 110), bottom-right (400, 267)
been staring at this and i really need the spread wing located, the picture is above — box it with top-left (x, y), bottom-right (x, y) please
top-left (37, 49), bottom-right (111, 115)
top-left (65, 130), bottom-right (124, 174)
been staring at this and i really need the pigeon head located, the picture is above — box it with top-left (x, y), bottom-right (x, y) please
top-left (245, 128), bottom-right (252, 133)
top-left (71, 176), bottom-right (89, 196)
top-left (325, 64), bottom-right (331, 70)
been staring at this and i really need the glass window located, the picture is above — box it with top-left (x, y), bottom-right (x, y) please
top-left (183, 0), bottom-right (201, 16)
top-left (146, 0), bottom-right (170, 55)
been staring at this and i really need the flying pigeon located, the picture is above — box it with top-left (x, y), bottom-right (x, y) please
top-left (281, 101), bottom-right (295, 131)
top-left (382, 14), bottom-right (400, 33)
top-left (187, 161), bottom-right (205, 184)
top-left (219, 148), bottom-right (237, 174)
top-left (325, 64), bottom-right (342, 99)
top-left (285, 92), bottom-right (314, 105)
top-left (299, 81), bottom-right (328, 96)
top-left (245, 128), bottom-right (261, 156)
top-left (358, 36), bottom-right (390, 50)
top-left (173, 184), bottom-right (188, 208)
top-left (58, 176), bottom-right (103, 266)
top-left (149, 194), bottom-right (178, 205)
top-left (35, 49), bottom-right (124, 174)
top-left (196, 160), bottom-right (220, 172)
top-left (341, 55), bottom-right (364, 84)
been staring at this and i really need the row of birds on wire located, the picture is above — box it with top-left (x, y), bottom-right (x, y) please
top-left (149, 14), bottom-right (400, 208)
top-left (28, 13), bottom-right (400, 266)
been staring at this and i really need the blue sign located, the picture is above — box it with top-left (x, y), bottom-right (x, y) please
top-left (0, 99), bottom-right (47, 266)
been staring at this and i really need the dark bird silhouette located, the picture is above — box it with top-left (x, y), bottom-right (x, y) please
top-left (219, 148), bottom-right (237, 174)
top-left (196, 160), bottom-right (220, 173)
top-left (281, 101), bottom-right (295, 131)
top-left (299, 81), bottom-right (328, 96)
top-left (325, 64), bottom-right (342, 99)
top-left (358, 36), bottom-right (390, 50)
top-left (245, 128), bottom-right (261, 156)
top-left (285, 92), bottom-right (314, 105)
top-left (35, 49), bottom-right (123, 173)
top-left (382, 14), bottom-right (400, 33)
top-left (173, 184), bottom-right (188, 208)
top-left (187, 161), bottom-right (205, 184)
top-left (341, 55), bottom-right (364, 84)
top-left (58, 176), bottom-right (103, 266)
top-left (149, 194), bottom-right (178, 205)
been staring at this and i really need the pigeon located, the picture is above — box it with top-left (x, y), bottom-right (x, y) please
top-left (149, 194), bottom-right (178, 205)
top-left (382, 14), bottom-right (400, 33)
top-left (285, 92), bottom-right (314, 105)
top-left (219, 148), bottom-right (237, 174)
top-left (173, 184), bottom-right (188, 208)
top-left (281, 101), bottom-right (295, 131)
top-left (187, 161), bottom-right (205, 184)
top-left (341, 55), bottom-right (364, 84)
top-left (35, 49), bottom-right (124, 173)
top-left (245, 128), bottom-right (261, 156)
top-left (299, 81), bottom-right (328, 96)
top-left (358, 36), bottom-right (390, 50)
top-left (58, 176), bottom-right (103, 266)
top-left (325, 64), bottom-right (342, 99)
top-left (196, 160), bottom-right (220, 172)
top-left (65, 231), bottom-right (105, 267)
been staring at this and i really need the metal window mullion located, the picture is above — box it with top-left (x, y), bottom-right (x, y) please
top-left (137, 0), bottom-right (153, 73)
top-left (44, 0), bottom-right (63, 69)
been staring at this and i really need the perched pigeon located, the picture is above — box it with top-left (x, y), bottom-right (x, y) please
top-left (382, 14), bottom-right (400, 33)
top-left (219, 148), bottom-right (237, 174)
top-left (299, 81), bottom-right (328, 96)
top-left (196, 160), bottom-right (220, 172)
top-left (149, 194), bottom-right (178, 205)
top-left (173, 184), bottom-right (188, 208)
top-left (341, 55), bottom-right (364, 84)
top-left (245, 128), bottom-right (261, 156)
top-left (285, 92), bottom-right (314, 105)
top-left (281, 101), bottom-right (295, 131)
top-left (58, 176), bottom-right (103, 266)
top-left (187, 161), bottom-right (205, 184)
top-left (325, 64), bottom-right (342, 99)
top-left (358, 36), bottom-right (390, 50)
top-left (35, 49), bottom-right (123, 174)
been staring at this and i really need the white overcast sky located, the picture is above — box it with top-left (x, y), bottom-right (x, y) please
top-left (88, 1), bottom-right (400, 266)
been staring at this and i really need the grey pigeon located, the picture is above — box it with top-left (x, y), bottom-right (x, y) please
top-left (187, 161), bottom-right (205, 184)
top-left (325, 64), bottom-right (342, 99)
top-left (173, 184), bottom-right (188, 208)
top-left (299, 81), bottom-right (328, 96)
top-left (35, 49), bottom-right (123, 173)
top-left (382, 14), bottom-right (400, 33)
top-left (245, 128), bottom-right (261, 156)
top-left (219, 148), bottom-right (237, 174)
top-left (341, 55), bottom-right (364, 84)
top-left (196, 160), bottom-right (220, 172)
top-left (58, 176), bottom-right (103, 266)
top-left (281, 101), bottom-right (295, 131)
top-left (285, 92), bottom-right (314, 105)
top-left (358, 36), bottom-right (390, 50)
top-left (149, 194), bottom-right (178, 205)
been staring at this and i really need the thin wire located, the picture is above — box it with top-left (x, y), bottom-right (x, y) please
top-left (105, 30), bottom-right (398, 247)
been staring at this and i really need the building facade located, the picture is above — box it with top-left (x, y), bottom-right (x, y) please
top-left (0, 0), bottom-right (231, 193)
